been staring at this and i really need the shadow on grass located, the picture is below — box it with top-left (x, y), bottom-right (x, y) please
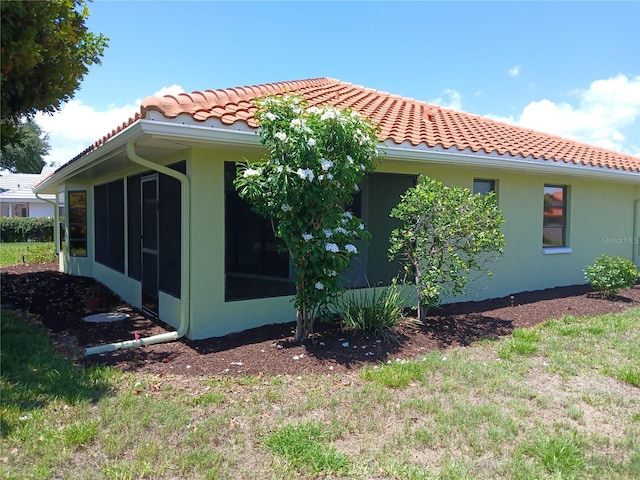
top-left (0, 310), bottom-right (113, 438)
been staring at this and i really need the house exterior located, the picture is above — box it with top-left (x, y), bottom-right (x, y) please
top-left (0, 168), bottom-right (57, 218)
top-left (34, 78), bottom-right (640, 341)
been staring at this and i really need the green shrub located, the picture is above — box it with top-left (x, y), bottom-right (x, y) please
top-left (337, 282), bottom-right (408, 339)
top-left (0, 216), bottom-right (59, 242)
top-left (584, 254), bottom-right (639, 298)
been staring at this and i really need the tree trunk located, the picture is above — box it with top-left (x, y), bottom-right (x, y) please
top-left (416, 270), bottom-right (427, 322)
top-left (417, 301), bottom-right (427, 322)
top-left (293, 309), bottom-right (314, 343)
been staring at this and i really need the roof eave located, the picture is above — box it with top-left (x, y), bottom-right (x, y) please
top-left (142, 122), bottom-right (640, 182)
top-left (384, 143), bottom-right (640, 184)
top-left (34, 122), bottom-right (151, 194)
top-left (35, 120), bottom-right (640, 193)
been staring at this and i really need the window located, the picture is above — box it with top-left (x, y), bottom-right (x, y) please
top-left (473, 179), bottom-right (496, 196)
top-left (224, 162), bottom-right (294, 301)
top-left (127, 174), bottom-right (142, 280)
top-left (68, 191), bottom-right (87, 256)
top-left (543, 185), bottom-right (568, 248)
top-left (94, 180), bottom-right (124, 272)
top-left (13, 203), bottom-right (28, 217)
top-left (158, 161), bottom-right (185, 298)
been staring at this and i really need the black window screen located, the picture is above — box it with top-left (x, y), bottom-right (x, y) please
top-left (159, 161), bottom-right (185, 298)
top-left (224, 162), bottom-right (294, 301)
top-left (127, 174), bottom-right (142, 280)
top-left (127, 163), bottom-right (184, 297)
top-left (94, 179), bottom-right (124, 272)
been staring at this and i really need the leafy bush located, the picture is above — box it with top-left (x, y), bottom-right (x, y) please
top-left (337, 282), bottom-right (408, 339)
top-left (389, 176), bottom-right (505, 321)
top-left (234, 94), bottom-right (381, 342)
top-left (584, 254), bottom-right (639, 298)
top-left (0, 216), bottom-right (57, 242)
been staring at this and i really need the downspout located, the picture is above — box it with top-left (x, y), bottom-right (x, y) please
top-left (84, 142), bottom-right (191, 355)
top-left (35, 193), bottom-right (60, 256)
top-left (634, 197), bottom-right (640, 268)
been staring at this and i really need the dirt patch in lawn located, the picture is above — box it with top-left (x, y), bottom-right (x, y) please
top-left (2, 261), bottom-right (639, 377)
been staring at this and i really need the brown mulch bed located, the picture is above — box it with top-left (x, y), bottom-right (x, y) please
top-left (2, 262), bottom-right (640, 377)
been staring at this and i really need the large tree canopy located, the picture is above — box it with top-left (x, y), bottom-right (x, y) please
top-left (0, 119), bottom-right (50, 173)
top-left (1, 0), bottom-right (108, 148)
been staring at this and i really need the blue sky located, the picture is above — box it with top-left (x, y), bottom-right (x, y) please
top-left (36, 1), bottom-right (640, 165)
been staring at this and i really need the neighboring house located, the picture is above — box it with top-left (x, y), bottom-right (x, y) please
top-left (34, 78), bottom-right (640, 341)
top-left (0, 168), bottom-right (58, 218)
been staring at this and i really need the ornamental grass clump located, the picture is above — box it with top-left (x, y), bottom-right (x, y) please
top-left (584, 254), bottom-right (639, 299)
top-left (234, 94), bottom-right (382, 342)
top-left (337, 281), bottom-right (409, 339)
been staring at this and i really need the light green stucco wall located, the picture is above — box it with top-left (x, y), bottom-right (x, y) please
top-left (184, 149), bottom-right (639, 339)
top-left (58, 144), bottom-right (639, 341)
top-left (187, 148), bottom-right (298, 339)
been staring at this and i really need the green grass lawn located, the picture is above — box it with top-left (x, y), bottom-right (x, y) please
top-left (0, 242), bottom-right (55, 266)
top-left (1, 307), bottom-right (639, 479)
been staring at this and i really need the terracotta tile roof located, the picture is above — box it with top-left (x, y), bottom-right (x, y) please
top-left (78, 78), bottom-right (640, 173)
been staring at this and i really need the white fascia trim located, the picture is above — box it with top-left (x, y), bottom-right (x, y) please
top-left (34, 122), bottom-right (149, 193)
top-left (34, 120), bottom-right (262, 193)
top-left (145, 121), bottom-right (640, 183)
top-left (137, 119), bottom-right (262, 147)
top-left (35, 118), bottom-right (640, 192)
top-left (384, 144), bottom-right (640, 183)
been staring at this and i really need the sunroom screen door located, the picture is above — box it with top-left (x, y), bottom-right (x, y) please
top-left (141, 175), bottom-right (159, 317)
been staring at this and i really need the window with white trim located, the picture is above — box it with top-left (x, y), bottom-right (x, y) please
top-left (543, 185), bottom-right (568, 248)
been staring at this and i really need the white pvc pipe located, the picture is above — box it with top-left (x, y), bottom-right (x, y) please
top-left (84, 142), bottom-right (191, 356)
top-left (84, 332), bottom-right (180, 355)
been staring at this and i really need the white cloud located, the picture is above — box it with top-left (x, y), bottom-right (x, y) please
top-left (149, 84), bottom-right (185, 98)
top-left (486, 75), bottom-right (640, 155)
top-left (36, 85), bottom-right (185, 166)
top-left (430, 89), bottom-right (462, 110)
top-left (508, 65), bottom-right (520, 78)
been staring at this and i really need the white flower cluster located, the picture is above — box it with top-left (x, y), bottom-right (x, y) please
top-left (320, 158), bottom-right (333, 171)
top-left (320, 107), bottom-right (339, 121)
top-left (325, 243), bottom-right (339, 253)
top-left (243, 168), bottom-right (261, 178)
top-left (303, 233), bottom-right (313, 241)
top-left (354, 128), bottom-right (371, 146)
top-left (345, 244), bottom-right (358, 254)
top-left (296, 168), bottom-right (314, 181)
top-left (275, 131), bottom-right (287, 141)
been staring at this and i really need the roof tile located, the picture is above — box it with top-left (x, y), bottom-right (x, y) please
top-left (72, 78), bottom-right (640, 173)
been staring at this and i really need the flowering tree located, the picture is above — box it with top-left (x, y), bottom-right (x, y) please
top-left (234, 95), bottom-right (382, 342)
top-left (389, 176), bottom-right (505, 322)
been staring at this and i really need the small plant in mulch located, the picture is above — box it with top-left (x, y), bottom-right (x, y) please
top-left (584, 254), bottom-right (639, 299)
